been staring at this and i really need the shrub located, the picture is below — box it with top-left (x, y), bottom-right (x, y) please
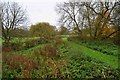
top-left (55, 38), bottom-right (65, 46)
top-left (2, 47), bottom-right (12, 52)
top-left (2, 37), bottom-right (50, 52)
top-left (2, 42), bottom-right (23, 52)
top-left (40, 44), bottom-right (57, 58)
top-left (23, 40), bottom-right (36, 49)
top-left (23, 38), bottom-right (49, 49)
top-left (10, 43), bottom-right (23, 51)
top-left (38, 38), bottom-right (49, 44)
top-left (2, 53), bottom-right (38, 78)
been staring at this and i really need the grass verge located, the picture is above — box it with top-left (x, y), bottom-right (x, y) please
top-left (66, 41), bottom-right (118, 69)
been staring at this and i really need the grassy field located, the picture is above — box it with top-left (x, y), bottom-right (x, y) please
top-left (2, 37), bottom-right (119, 78)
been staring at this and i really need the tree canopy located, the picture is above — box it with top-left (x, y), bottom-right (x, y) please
top-left (29, 22), bottom-right (56, 39)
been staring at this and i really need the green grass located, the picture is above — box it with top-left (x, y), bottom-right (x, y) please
top-left (3, 37), bottom-right (118, 78)
top-left (67, 41), bottom-right (118, 69)
top-left (10, 37), bottom-right (39, 43)
top-left (62, 37), bottom-right (68, 42)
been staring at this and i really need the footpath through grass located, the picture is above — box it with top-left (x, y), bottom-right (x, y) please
top-left (63, 38), bottom-right (118, 69)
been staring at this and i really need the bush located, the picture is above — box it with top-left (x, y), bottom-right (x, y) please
top-left (2, 47), bottom-right (12, 52)
top-left (41, 44), bottom-right (57, 58)
top-left (32, 44), bottom-right (58, 59)
top-left (2, 42), bottom-right (23, 52)
top-left (54, 37), bottom-right (65, 47)
top-left (2, 37), bottom-right (50, 52)
top-left (2, 53), bottom-right (38, 78)
top-left (23, 38), bottom-right (49, 49)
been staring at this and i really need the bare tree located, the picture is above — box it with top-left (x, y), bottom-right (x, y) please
top-left (83, 2), bottom-right (119, 39)
top-left (81, 2), bottom-right (96, 38)
top-left (56, 1), bottom-right (103, 38)
top-left (56, 0), bottom-right (120, 40)
top-left (56, 0), bottom-right (85, 36)
top-left (0, 2), bottom-right (28, 43)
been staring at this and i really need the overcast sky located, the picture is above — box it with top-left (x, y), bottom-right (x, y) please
top-left (1, 0), bottom-right (67, 27)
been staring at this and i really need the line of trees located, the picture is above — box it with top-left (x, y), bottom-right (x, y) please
top-left (56, 0), bottom-right (120, 40)
top-left (1, 1), bottom-right (120, 45)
